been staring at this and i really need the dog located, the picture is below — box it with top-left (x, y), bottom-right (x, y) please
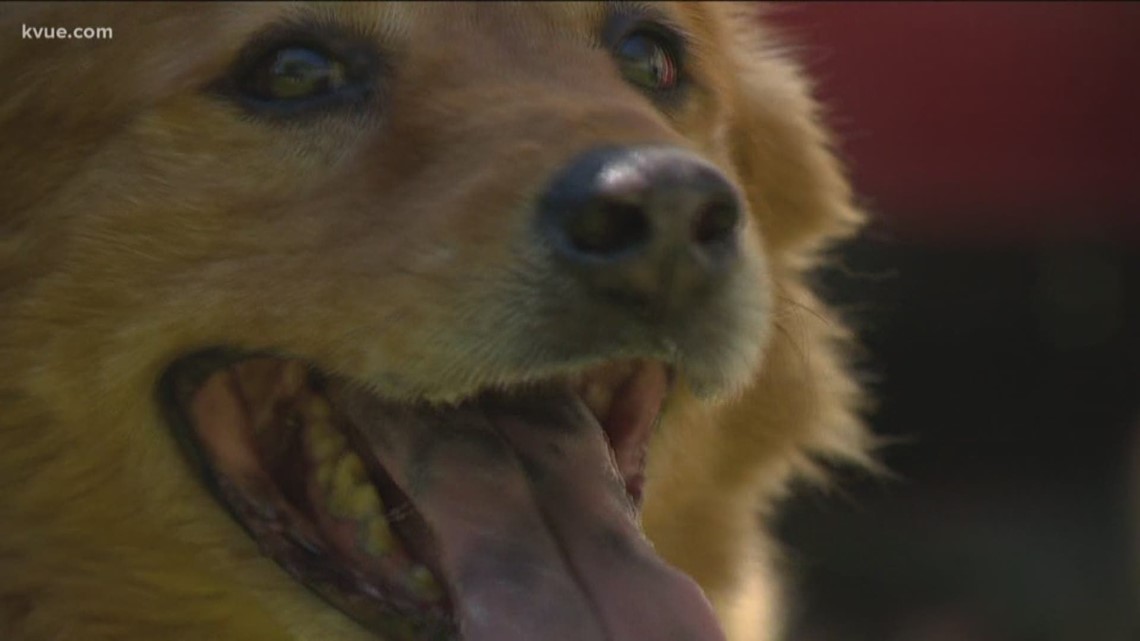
top-left (0, 3), bottom-right (871, 640)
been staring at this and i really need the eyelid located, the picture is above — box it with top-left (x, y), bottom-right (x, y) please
top-left (603, 5), bottom-right (691, 49)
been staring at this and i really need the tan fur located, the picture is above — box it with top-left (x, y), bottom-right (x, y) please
top-left (0, 3), bottom-right (869, 640)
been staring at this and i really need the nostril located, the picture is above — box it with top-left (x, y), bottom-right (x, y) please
top-left (691, 198), bottom-right (740, 248)
top-left (566, 201), bottom-right (651, 257)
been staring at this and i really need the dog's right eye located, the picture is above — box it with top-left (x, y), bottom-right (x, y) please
top-left (221, 30), bottom-right (381, 117)
top-left (241, 46), bottom-right (348, 103)
top-left (613, 28), bottom-right (682, 94)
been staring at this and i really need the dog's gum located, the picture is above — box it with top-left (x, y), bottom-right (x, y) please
top-left (316, 459), bottom-right (335, 490)
top-left (280, 361), bottom-right (306, 396)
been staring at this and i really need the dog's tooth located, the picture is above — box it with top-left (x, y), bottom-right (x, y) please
top-left (335, 451), bottom-right (366, 487)
top-left (408, 565), bottom-right (443, 602)
top-left (583, 381), bottom-right (612, 419)
top-left (327, 452), bottom-right (367, 517)
top-left (309, 429), bottom-right (341, 463)
top-left (307, 417), bottom-right (345, 462)
top-left (331, 482), bottom-right (382, 523)
top-left (305, 396), bottom-right (332, 422)
top-left (362, 516), bottom-right (393, 556)
top-left (346, 482), bottom-right (383, 520)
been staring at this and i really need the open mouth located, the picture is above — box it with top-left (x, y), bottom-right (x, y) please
top-left (159, 349), bottom-right (726, 641)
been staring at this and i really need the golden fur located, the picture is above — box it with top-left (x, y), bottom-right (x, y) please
top-left (0, 3), bottom-right (871, 640)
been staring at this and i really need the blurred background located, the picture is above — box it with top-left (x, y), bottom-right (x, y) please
top-left (761, 4), bottom-right (1140, 641)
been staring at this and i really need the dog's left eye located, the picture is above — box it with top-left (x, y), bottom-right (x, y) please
top-left (242, 46), bottom-right (348, 102)
top-left (613, 28), bottom-right (682, 93)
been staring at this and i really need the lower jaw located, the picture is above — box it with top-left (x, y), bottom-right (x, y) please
top-left (158, 348), bottom-right (699, 640)
top-left (161, 351), bottom-right (451, 637)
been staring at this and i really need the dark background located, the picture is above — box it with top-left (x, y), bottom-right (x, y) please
top-left (761, 4), bottom-right (1140, 641)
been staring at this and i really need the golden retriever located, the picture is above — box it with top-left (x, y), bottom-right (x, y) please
top-left (0, 3), bottom-right (871, 640)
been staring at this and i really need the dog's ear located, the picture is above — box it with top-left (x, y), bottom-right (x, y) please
top-left (719, 4), bottom-right (864, 265)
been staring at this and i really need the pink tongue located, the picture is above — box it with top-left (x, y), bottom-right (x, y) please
top-left (332, 385), bottom-right (726, 641)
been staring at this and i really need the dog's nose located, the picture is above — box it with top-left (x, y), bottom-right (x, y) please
top-left (538, 146), bottom-right (742, 309)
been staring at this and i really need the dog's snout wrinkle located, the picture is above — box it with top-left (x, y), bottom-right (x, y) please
top-left (538, 146), bottom-right (743, 313)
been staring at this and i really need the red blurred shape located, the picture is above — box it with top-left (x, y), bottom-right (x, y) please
top-left (765, 2), bottom-right (1140, 243)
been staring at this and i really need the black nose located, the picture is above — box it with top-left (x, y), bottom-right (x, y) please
top-left (537, 146), bottom-right (743, 309)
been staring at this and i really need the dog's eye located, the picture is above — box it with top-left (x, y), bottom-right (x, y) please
top-left (613, 29), bottom-right (681, 93)
top-left (242, 46), bottom-right (348, 102)
top-left (220, 29), bottom-right (381, 117)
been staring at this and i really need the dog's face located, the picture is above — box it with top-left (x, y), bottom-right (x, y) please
top-left (0, 3), bottom-right (863, 640)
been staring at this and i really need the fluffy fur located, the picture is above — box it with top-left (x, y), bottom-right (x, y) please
top-left (0, 3), bottom-right (871, 640)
